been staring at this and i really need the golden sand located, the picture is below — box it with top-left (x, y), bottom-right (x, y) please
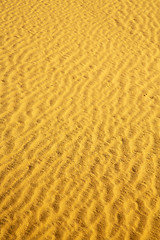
top-left (0, 0), bottom-right (160, 239)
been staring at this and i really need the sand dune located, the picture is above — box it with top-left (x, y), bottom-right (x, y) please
top-left (0, 0), bottom-right (160, 239)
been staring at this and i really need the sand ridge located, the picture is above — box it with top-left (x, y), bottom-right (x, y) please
top-left (0, 0), bottom-right (160, 239)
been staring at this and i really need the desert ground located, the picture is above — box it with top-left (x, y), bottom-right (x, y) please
top-left (0, 0), bottom-right (160, 239)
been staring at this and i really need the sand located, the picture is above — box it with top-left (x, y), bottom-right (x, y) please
top-left (0, 0), bottom-right (160, 239)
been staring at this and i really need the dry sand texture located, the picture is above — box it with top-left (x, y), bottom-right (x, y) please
top-left (0, 0), bottom-right (160, 239)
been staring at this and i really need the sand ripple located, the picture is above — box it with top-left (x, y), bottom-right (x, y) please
top-left (0, 0), bottom-right (160, 239)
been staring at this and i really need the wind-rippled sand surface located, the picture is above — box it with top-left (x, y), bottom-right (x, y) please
top-left (0, 0), bottom-right (160, 239)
